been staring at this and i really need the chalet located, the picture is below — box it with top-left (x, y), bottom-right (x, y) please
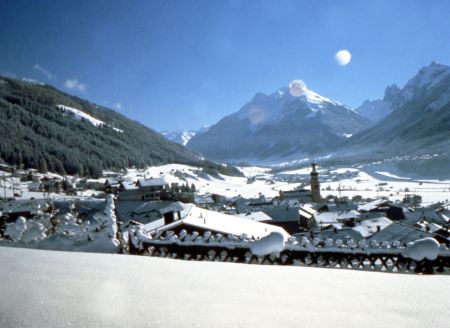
top-left (136, 177), bottom-right (170, 200)
top-left (27, 181), bottom-right (42, 192)
top-left (358, 198), bottom-right (405, 220)
top-left (143, 203), bottom-right (290, 241)
top-left (116, 200), bottom-right (183, 227)
top-left (118, 177), bottom-right (171, 201)
top-left (41, 179), bottom-right (61, 193)
top-left (85, 179), bottom-right (106, 190)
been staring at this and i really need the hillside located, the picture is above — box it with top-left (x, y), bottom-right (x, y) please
top-left (0, 77), bottom-right (238, 177)
top-left (331, 62), bottom-right (450, 176)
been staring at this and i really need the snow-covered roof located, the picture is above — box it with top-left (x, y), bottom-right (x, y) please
top-left (338, 210), bottom-right (361, 220)
top-left (299, 208), bottom-right (313, 219)
top-left (237, 211), bottom-right (273, 222)
top-left (358, 199), bottom-right (390, 212)
top-left (352, 217), bottom-right (393, 238)
top-left (159, 202), bottom-right (185, 215)
top-left (155, 204), bottom-right (290, 241)
top-left (137, 177), bottom-right (174, 187)
top-left (315, 212), bottom-right (340, 225)
top-left (417, 222), bottom-right (443, 234)
top-left (262, 205), bottom-right (299, 222)
top-left (368, 222), bottom-right (438, 244)
top-left (120, 183), bottom-right (137, 191)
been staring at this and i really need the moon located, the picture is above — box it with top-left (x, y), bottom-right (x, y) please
top-left (335, 49), bottom-right (352, 66)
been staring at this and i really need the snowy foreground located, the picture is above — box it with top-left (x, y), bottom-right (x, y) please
top-left (0, 247), bottom-right (449, 328)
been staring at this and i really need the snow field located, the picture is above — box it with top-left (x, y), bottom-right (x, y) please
top-left (0, 247), bottom-right (448, 328)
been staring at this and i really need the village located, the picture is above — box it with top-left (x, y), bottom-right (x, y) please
top-left (0, 161), bottom-right (449, 273)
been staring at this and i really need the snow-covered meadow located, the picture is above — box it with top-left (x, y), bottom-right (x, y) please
top-left (121, 163), bottom-right (450, 206)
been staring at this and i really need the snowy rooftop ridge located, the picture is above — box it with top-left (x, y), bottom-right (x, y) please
top-left (57, 104), bottom-right (123, 133)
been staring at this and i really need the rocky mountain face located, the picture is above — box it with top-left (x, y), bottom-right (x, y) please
top-left (355, 84), bottom-right (402, 123)
top-left (333, 62), bottom-right (450, 176)
top-left (355, 62), bottom-right (450, 123)
top-left (187, 81), bottom-right (370, 163)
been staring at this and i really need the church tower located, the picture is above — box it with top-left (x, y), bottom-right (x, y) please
top-left (310, 162), bottom-right (321, 203)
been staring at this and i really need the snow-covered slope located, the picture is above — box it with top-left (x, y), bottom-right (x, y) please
top-left (0, 247), bottom-right (448, 328)
top-left (161, 126), bottom-right (210, 146)
top-left (57, 105), bottom-right (123, 133)
top-left (187, 80), bottom-right (369, 162)
top-left (161, 130), bottom-right (196, 146)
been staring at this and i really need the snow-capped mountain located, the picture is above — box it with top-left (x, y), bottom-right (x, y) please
top-left (336, 61), bottom-right (450, 175)
top-left (161, 125), bottom-right (210, 146)
top-left (161, 130), bottom-right (196, 146)
top-left (355, 61), bottom-right (450, 123)
top-left (187, 80), bottom-right (370, 162)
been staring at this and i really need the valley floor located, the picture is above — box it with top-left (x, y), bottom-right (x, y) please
top-left (0, 247), bottom-right (449, 328)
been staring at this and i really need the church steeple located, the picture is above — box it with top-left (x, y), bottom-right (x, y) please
top-left (310, 162), bottom-right (321, 203)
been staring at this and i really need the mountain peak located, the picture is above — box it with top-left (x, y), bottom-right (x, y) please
top-left (383, 84), bottom-right (402, 103)
top-left (287, 80), bottom-right (338, 106)
top-left (405, 61), bottom-right (450, 90)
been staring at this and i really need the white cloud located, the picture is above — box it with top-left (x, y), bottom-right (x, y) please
top-left (335, 50), bottom-right (352, 66)
top-left (64, 79), bottom-right (87, 93)
top-left (114, 102), bottom-right (122, 110)
top-left (33, 64), bottom-right (55, 80)
top-left (289, 80), bottom-right (308, 97)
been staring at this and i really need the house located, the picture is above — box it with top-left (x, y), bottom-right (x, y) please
top-left (27, 181), bottom-right (42, 192)
top-left (41, 179), bottom-right (61, 193)
top-left (279, 187), bottom-right (312, 202)
top-left (116, 200), bottom-right (178, 226)
top-left (119, 176), bottom-right (195, 203)
top-left (85, 178), bottom-right (106, 190)
top-left (104, 178), bottom-right (122, 194)
top-left (314, 212), bottom-right (342, 230)
top-left (135, 177), bottom-right (171, 201)
top-left (358, 198), bottom-right (405, 220)
top-left (144, 203), bottom-right (290, 241)
top-left (298, 204), bottom-right (317, 231)
top-left (118, 177), bottom-right (170, 201)
top-left (262, 203), bottom-right (300, 234)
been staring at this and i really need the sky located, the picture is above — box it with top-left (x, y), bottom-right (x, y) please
top-left (1, 0), bottom-right (450, 131)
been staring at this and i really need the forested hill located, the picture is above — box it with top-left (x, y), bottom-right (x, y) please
top-left (0, 76), bottom-right (237, 177)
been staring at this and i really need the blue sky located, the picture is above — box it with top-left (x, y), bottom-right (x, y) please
top-left (1, 0), bottom-right (449, 131)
